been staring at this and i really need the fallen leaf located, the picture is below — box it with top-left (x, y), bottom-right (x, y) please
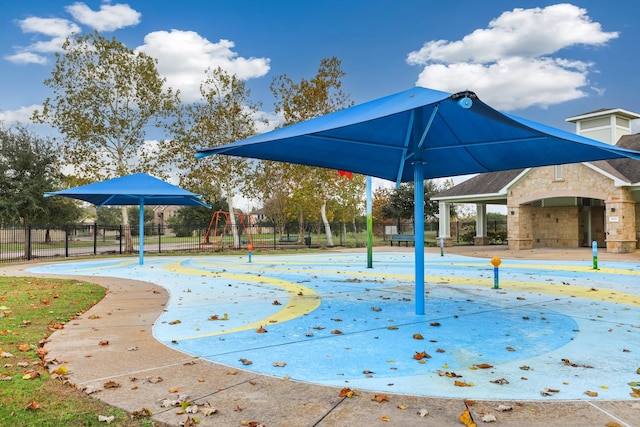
top-left (430, 322), bottom-right (441, 327)
top-left (584, 390), bottom-right (598, 397)
top-left (454, 380), bottom-right (474, 387)
top-left (53, 366), bottom-right (68, 375)
top-left (26, 400), bottom-right (40, 410)
top-left (490, 378), bottom-right (509, 385)
top-left (98, 415), bottom-right (115, 423)
top-left (474, 363), bottom-right (493, 369)
top-left (397, 404), bottom-right (407, 410)
top-left (168, 387), bottom-right (183, 393)
top-left (272, 361), bottom-right (286, 367)
top-left (22, 370), bottom-right (40, 380)
top-left (168, 319), bottom-right (181, 325)
top-left (459, 407), bottom-right (477, 427)
top-left (481, 413), bottom-right (497, 423)
top-left (381, 415), bottom-right (391, 422)
top-left (413, 351), bottom-right (431, 360)
top-left (202, 407), bottom-right (218, 416)
top-left (104, 380), bottom-right (121, 388)
top-left (373, 394), bottom-right (389, 403)
top-left (18, 343), bottom-right (30, 352)
top-left (147, 376), bottom-right (163, 383)
top-left (256, 326), bottom-right (267, 333)
top-left (605, 422), bottom-right (622, 427)
top-left (98, 340), bottom-right (109, 346)
top-left (412, 333), bottom-right (424, 340)
top-left (339, 387), bottom-right (355, 398)
top-left (239, 358), bottom-right (253, 365)
top-left (495, 404), bottom-right (512, 412)
top-left (272, 300), bottom-right (282, 305)
top-left (417, 408), bottom-right (429, 417)
top-left (331, 329), bottom-right (343, 335)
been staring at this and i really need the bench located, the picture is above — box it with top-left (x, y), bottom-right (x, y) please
top-left (279, 235), bottom-right (299, 243)
top-left (390, 234), bottom-right (414, 246)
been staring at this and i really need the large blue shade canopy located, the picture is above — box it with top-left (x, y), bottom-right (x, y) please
top-left (196, 87), bottom-right (640, 314)
top-left (196, 87), bottom-right (640, 183)
top-left (45, 173), bottom-right (210, 264)
top-left (45, 173), bottom-right (210, 208)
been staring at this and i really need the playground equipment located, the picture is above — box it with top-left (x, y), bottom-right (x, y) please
top-left (201, 211), bottom-right (264, 250)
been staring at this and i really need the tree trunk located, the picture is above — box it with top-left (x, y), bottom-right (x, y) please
top-left (121, 206), bottom-right (133, 252)
top-left (352, 217), bottom-right (358, 246)
top-left (227, 188), bottom-right (240, 249)
top-left (297, 209), bottom-right (305, 243)
top-left (321, 200), bottom-right (334, 246)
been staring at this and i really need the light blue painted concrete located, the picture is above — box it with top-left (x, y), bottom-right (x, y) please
top-left (29, 252), bottom-right (640, 400)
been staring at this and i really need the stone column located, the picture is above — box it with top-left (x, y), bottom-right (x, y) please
top-left (507, 204), bottom-right (533, 250)
top-left (605, 189), bottom-right (637, 253)
top-left (474, 203), bottom-right (490, 246)
top-left (438, 201), bottom-right (453, 246)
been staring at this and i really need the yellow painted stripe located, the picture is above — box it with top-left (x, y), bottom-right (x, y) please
top-left (164, 260), bottom-right (321, 340)
top-left (195, 259), bottom-right (640, 307)
top-left (71, 260), bottom-right (137, 271)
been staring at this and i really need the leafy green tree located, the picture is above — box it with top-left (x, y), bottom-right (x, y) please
top-left (31, 31), bottom-right (180, 251)
top-left (96, 207), bottom-right (122, 226)
top-left (269, 57), bottom-right (354, 245)
top-left (168, 66), bottom-right (261, 248)
top-left (127, 207), bottom-right (155, 236)
top-left (0, 126), bottom-right (81, 254)
top-left (380, 181), bottom-right (442, 233)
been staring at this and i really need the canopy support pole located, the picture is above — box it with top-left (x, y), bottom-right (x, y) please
top-left (139, 199), bottom-right (144, 265)
top-left (414, 163), bottom-right (425, 315)
top-left (366, 175), bottom-right (373, 268)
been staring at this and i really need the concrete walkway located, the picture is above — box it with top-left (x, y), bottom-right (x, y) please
top-left (2, 246), bottom-right (639, 426)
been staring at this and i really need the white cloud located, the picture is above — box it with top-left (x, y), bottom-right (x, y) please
top-left (136, 30), bottom-right (270, 103)
top-left (65, 2), bottom-right (141, 32)
top-left (407, 4), bottom-right (618, 111)
top-left (6, 16), bottom-right (81, 64)
top-left (4, 52), bottom-right (47, 65)
top-left (0, 104), bottom-right (40, 123)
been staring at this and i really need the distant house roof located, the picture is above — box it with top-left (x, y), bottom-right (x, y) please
top-left (565, 108), bottom-right (640, 123)
top-left (433, 134), bottom-right (640, 201)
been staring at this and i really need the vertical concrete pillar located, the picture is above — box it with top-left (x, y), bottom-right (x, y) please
top-left (438, 201), bottom-right (453, 246)
top-left (474, 203), bottom-right (490, 245)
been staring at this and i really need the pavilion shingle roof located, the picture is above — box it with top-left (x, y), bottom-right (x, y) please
top-left (434, 169), bottom-right (525, 198)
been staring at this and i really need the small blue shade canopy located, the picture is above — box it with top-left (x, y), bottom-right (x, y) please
top-left (196, 87), bottom-right (640, 314)
top-left (45, 173), bottom-right (210, 265)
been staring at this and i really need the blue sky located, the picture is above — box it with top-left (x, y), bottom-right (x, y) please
top-left (2, 0), bottom-right (639, 137)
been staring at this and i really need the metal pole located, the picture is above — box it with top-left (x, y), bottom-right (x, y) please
top-left (414, 165), bottom-right (425, 315)
top-left (139, 201), bottom-right (144, 265)
top-left (366, 175), bottom-right (373, 269)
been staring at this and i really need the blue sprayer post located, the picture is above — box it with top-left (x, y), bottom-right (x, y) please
top-left (491, 257), bottom-right (501, 289)
top-left (592, 241), bottom-right (598, 270)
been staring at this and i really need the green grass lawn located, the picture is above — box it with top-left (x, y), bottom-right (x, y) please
top-left (0, 276), bottom-right (166, 426)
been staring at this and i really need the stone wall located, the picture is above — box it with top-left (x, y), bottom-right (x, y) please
top-left (531, 206), bottom-right (579, 248)
top-left (507, 164), bottom-right (638, 252)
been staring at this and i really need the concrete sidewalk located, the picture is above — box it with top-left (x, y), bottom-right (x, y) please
top-left (2, 246), bottom-right (639, 426)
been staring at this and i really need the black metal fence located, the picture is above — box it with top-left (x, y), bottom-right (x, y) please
top-left (0, 219), bottom-right (507, 264)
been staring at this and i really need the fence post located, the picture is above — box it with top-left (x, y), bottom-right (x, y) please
top-left (93, 222), bottom-right (98, 255)
top-left (273, 224), bottom-right (276, 250)
top-left (119, 225), bottom-right (123, 254)
top-left (158, 223), bottom-right (162, 254)
top-left (27, 224), bottom-right (32, 261)
top-left (65, 224), bottom-right (69, 258)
